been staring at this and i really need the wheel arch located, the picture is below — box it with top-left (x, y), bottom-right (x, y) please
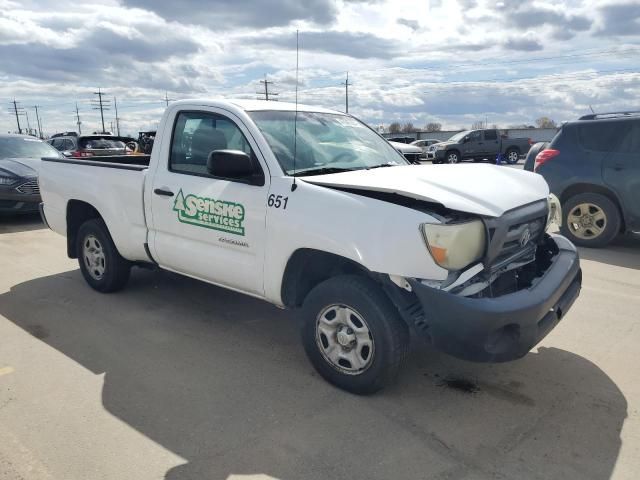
top-left (280, 248), bottom-right (372, 308)
top-left (560, 183), bottom-right (626, 232)
top-left (505, 146), bottom-right (520, 156)
top-left (66, 200), bottom-right (105, 258)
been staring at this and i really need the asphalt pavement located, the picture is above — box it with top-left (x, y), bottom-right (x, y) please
top-left (1, 213), bottom-right (639, 480)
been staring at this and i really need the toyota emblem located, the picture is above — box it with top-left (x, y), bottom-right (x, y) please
top-left (520, 228), bottom-right (531, 247)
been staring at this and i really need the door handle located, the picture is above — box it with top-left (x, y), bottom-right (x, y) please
top-left (613, 164), bottom-right (625, 171)
top-left (154, 188), bottom-right (174, 197)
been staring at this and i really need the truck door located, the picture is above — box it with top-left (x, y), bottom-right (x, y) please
top-left (602, 120), bottom-right (640, 230)
top-left (482, 129), bottom-right (500, 158)
top-left (148, 108), bottom-right (269, 296)
top-left (462, 130), bottom-right (482, 159)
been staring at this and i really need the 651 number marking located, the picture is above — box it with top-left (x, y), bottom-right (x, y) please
top-left (268, 194), bottom-right (289, 209)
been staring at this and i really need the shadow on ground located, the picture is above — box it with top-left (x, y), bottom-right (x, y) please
top-left (0, 268), bottom-right (627, 480)
top-left (578, 235), bottom-right (640, 270)
top-left (0, 213), bottom-right (44, 234)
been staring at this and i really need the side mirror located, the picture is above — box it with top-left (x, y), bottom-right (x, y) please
top-left (207, 150), bottom-right (264, 186)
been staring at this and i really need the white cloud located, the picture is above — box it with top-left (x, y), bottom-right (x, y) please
top-left (0, 0), bottom-right (639, 134)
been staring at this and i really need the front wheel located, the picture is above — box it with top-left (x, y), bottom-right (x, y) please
top-left (446, 150), bottom-right (460, 163)
top-left (300, 275), bottom-right (409, 394)
top-left (76, 219), bottom-right (131, 292)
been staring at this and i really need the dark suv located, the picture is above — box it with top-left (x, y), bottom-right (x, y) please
top-left (530, 111), bottom-right (639, 247)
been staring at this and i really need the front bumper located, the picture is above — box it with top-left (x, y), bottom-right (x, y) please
top-left (428, 150), bottom-right (446, 161)
top-left (0, 191), bottom-right (41, 214)
top-left (406, 234), bottom-right (581, 362)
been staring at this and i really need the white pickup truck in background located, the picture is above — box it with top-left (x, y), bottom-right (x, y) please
top-left (39, 99), bottom-right (582, 394)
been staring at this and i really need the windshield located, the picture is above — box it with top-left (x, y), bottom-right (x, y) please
top-left (249, 111), bottom-right (407, 175)
top-left (447, 131), bottom-right (471, 142)
top-left (79, 137), bottom-right (126, 150)
top-left (0, 136), bottom-right (62, 159)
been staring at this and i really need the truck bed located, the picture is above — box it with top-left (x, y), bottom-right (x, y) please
top-left (40, 155), bottom-right (151, 263)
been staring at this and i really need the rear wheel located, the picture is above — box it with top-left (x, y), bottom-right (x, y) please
top-left (76, 219), bottom-right (131, 292)
top-left (300, 275), bottom-right (409, 394)
top-left (505, 148), bottom-right (520, 164)
top-left (560, 193), bottom-right (621, 247)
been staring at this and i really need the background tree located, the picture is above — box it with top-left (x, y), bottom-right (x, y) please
top-left (471, 120), bottom-right (485, 129)
top-left (536, 117), bottom-right (557, 128)
top-left (401, 122), bottom-right (416, 133)
top-left (388, 122), bottom-right (401, 134)
top-left (424, 122), bottom-right (442, 132)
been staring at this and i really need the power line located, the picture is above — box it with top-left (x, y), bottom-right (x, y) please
top-left (257, 74), bottom-right (278, 101)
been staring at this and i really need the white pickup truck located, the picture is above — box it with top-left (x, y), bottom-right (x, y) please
top-left (40, 99), bottom-right (582, 394)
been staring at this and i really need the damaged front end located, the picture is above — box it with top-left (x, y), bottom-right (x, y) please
top-left (383, 199), bottom-right (582, 363)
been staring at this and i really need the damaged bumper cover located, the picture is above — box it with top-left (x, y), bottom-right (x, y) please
top-left (405, 233), bottom-right (581, 362)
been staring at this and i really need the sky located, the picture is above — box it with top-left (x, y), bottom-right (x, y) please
top-left (1, 0), bottom-right (639, 136)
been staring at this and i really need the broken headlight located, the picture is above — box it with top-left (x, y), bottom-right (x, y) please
top-left (421, 220), bottom-right (486, 271)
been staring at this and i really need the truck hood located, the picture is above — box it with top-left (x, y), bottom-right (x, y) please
top-left (302, 164), bottom-right (549, 217)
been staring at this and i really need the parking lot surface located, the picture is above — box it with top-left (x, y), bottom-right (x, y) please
top-left (1, 214), bottom-right (639, 480)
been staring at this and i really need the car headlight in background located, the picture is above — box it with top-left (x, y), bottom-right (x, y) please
top-left (0, 175), bottom-right (17, 186)
top-left (421, 220), bottom-right (486, 271)
top-left (435, 144), bottom-right (446, 150)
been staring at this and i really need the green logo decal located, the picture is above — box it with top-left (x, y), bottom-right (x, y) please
top-left (173, 189), bottom-right (245, 236)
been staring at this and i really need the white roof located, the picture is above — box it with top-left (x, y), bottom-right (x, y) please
top-left (172, 98), bottom-right (344, 115)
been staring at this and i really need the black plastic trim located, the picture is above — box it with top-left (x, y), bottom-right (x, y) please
top-left (42, 157), bottom-right (148, 171)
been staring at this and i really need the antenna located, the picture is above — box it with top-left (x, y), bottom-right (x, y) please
top-left (291, 29), bottom-right (299, 192)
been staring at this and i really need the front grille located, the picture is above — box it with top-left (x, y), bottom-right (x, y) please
top-left (16, 179), bottom-right (39, 195)
top-left (484, 200), bottom-right (548, 270)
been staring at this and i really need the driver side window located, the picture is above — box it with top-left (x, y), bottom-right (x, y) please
top-left (468, 131), bottom-right (481, 142)
top-left (169, 111), bottom-right (254, 176)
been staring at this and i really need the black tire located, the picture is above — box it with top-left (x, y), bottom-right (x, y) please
top-left (560, 193), bottom-right (621, 248)
top-left (300, 275), bottom-right (409, 394)
top-left (76, 218), bottom-right (131, 292)
top-left (505, 148), bottom-right (520, 164)
top-left (445, 150), bottom-right (461, 164)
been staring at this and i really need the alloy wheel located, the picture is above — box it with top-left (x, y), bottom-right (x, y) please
top-left (568, 203), bottom-right (607, 240)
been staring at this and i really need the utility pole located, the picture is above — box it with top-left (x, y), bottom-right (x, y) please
top-left (92, 88), bottom-right (110, 133)
top-left (163, 92), bottom-right (174, 107)
top-left (75, 103), bottom-right (82, 135)
top-left (113, 96), bottom-right (121, 136)
top-left (10, 99), bottom-right (23, 134)
top-left (24, 110), bottom-right (31, 136)
top-left (257, 74), bottom-right (278, 101)
top-left (33, 105), bottom-right (43, 138)
top-left (341, 71), bottom-right (352, 113)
